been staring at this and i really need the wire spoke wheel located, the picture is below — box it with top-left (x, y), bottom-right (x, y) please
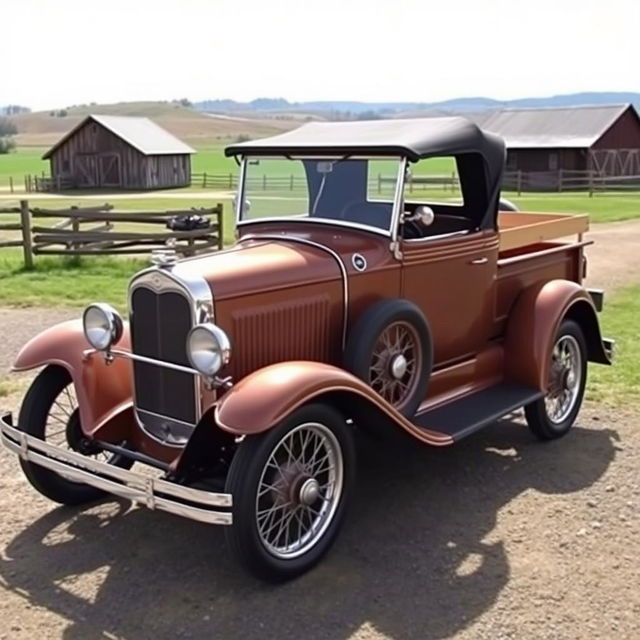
top-left (46, 382), bottom-right (113, 464)
top-left (544, 334), bottom-right (583, 424)
top-left (255, 422), bottom-right (344, 560)
top-left (369, 321), bottom-right (422, 412)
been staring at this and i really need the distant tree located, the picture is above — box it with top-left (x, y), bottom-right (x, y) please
top-left (1, 105), bottom-right (31, 115)
top-left (0, 117), bottom-right (16, 154)
top-left (179, 98), bottom-right (192, 107)
top-left (234, 133), bottom-right (250, 143)
top-left (56, 109), bottom-right (68, 117)
top-left (0, 117), bottom-right (17, 136)
top-left (0, 137), bottom-right (16, 154)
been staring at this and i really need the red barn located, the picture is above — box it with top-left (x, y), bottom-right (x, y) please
top-left (479, 104), bottom-right (640, 179)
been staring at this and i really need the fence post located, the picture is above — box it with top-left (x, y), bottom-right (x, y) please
top-left (290, 174), bottom-right (294, 191)
top-left (202, 172), bottom-right (207, 188)
top-left (588, 171), bottom-right (594, 198)
top-left (517, 170), bottom-right (522, 196)
top-left (262, 174), bottom-right (267, 190)
top-left (19, 200), bottom-right (34, 270)
top-left (229, 173), bottom-right (233, 189)
top-left (56, 175), bottom-right (61, 191)
top-left (558, 169), bottom-right (563, 192)
top-left (9, 177), bottom-right (13, 193)
top-left (378, 173), bottom-right (382, 194)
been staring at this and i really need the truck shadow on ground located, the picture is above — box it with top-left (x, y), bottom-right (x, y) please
top-left (0, 417), bottom-right (618, 640)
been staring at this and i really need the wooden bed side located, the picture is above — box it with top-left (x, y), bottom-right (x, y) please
top-left (498, 211), bottom-right (589, 252)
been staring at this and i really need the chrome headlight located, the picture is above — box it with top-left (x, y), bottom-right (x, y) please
top-left (187, 323), bottom-right (231, 376)
top-left (82, 303), bottom-right (123, 351)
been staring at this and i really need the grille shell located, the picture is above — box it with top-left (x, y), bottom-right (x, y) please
top-left (129, 270), bottom-right (203, 445)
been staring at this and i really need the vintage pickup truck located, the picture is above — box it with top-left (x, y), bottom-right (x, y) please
top-left (0, 118), bottom-right (613, 580)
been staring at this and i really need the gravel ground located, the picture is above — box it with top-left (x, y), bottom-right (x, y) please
top-left (0, 221), bottom-right (638, 639)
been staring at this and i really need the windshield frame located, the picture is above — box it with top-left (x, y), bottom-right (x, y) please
top-left (234, 155), bottom-right (407, 239)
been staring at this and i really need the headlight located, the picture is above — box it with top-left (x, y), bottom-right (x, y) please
top-left (187, 323), bottom-right (231, 376)
top-left (82, 303), bottom-right (123, 351)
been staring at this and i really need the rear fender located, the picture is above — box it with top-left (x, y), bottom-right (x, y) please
top-left (504, 279), bottom-right (610, 390)
top-left (214, 361), bottom-right (453, 447)
top-left (13, 319), bottom-right (133, 435)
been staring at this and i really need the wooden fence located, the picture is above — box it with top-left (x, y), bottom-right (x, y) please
top-left (503, 170), bottom-right (640, 196)
top-left (6, 169), bottom-right (640, 195)
top-left (0, 200), bottom-right (224, 269)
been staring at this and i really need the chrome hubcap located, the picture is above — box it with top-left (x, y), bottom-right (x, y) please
top-left (255, 422), bottom-right (344, 559)
top-left (299, 478), bottom-right (320, 505)
top-left (390, 354), bottom-right (408, 379)
top-left (545, 334), bottom-right (582, 424)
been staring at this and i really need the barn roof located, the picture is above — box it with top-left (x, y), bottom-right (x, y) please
top-left (477, 104), bottom-right (636, 149)
top-left (43, 114), bottom-right (195, 158)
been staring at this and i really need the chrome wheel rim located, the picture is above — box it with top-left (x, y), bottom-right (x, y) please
top-left (545, 334), bottom-right (582, 424)
top-left (369, 321), bottom-right (421, 411)
top-left (47, 383), bottom-right (111, 464)
top-left (255, 422), bottom-right (344, 560)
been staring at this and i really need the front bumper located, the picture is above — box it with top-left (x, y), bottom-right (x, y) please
top-left (0, 412), bottom-right (232, 525)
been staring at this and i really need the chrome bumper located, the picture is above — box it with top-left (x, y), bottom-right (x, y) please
top-left (0, 413), bottom-right (232, 525)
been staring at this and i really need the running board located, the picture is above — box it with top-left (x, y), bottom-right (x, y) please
top-left (414, 383), bottom-right (544, 441)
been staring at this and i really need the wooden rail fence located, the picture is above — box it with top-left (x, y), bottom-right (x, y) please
top-left (5, 170), bottom-right (640, 195)
top-left (0, 200), bottom-right (224, 269)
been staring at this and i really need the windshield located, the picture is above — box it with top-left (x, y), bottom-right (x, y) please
top-left (237, 156), bottom-right (403, 234)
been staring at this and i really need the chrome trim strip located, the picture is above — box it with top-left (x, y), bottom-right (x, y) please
top-left (0, 416), bottom-right (232, 525)
top-left (390, 157), bottom-right (408, 253)
top-left (238, 234), bottom-right (350, 350)
top-left (497, 240), bottom-right (593, 267)
top-left (110, 349), bottom-right (200, 375)
top-left (235, 156), bottom-right (247, 223)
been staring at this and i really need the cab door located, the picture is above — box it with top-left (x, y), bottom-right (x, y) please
top-left (400, 230), bottom-right (499, 366)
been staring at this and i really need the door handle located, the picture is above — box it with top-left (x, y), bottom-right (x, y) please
top-left (469, 257), bottom-right (488, 265)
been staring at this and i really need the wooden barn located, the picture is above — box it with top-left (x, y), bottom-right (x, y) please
top-left (479, 104), bottom-right (640, 180)
top-left (43, 115), bottom-right (195, 189)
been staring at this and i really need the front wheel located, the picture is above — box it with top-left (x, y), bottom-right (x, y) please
top-left (525, 319), bottom-right (587, 440)
top-left (18, 365), bottom-right (132, 505)
top-left (224, 403), bottom-right (355, 581)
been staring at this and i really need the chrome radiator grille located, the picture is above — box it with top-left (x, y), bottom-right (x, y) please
top-left (130, 286), bottom-right (196, 435)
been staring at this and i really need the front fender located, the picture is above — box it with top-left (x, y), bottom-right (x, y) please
top-left (214, 361), bottom-right (453, 447)
top-left (13, 319), bottom-right (133, 435)
top-left (504, 279), bottom-right (610, 390)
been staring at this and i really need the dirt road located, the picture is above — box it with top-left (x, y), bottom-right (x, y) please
top-left (0, 220), bottom-right (638, 639)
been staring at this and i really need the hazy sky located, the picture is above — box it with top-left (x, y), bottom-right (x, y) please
top-left (3, 0), bottom-right (638, 110)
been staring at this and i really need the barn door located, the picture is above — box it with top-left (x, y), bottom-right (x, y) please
top-left (75, 154), bottom-right (98, 187)
top-left (99, 153), bottom-right (121, 187)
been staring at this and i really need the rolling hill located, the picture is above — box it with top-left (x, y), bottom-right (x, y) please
top-left (9, 101), bottom-right (298, 148)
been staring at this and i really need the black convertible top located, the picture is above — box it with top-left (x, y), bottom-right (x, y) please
top-left (226, 117), bottom-right (507, 231)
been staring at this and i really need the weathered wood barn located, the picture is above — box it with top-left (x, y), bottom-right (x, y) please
top-left (43, 115), bottom-right (195, 189)
top-left (478, 104), bottom-right (640, 178)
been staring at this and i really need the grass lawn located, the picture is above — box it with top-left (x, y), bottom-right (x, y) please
top-left (0, 250), bottom-right (144, 309)
top-left (587, 284), bottom-right (640, 407)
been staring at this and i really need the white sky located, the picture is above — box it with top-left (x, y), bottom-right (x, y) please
top-left (3, 0), bottom-right (638, 110)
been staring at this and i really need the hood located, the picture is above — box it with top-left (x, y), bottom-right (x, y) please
top-left (172, 237), bottom-right (342, 301)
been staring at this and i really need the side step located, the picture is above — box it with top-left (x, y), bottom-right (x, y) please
top-left (414, 383), bottom-right (544, 442)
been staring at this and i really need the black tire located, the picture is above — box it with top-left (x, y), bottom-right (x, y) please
top-left (344, 299), bottom-right (433, 417)
top-left (224, 403), bottom-right (355, 581)
top-left (524, 319), bottom-right (588, 440)
top-left (18, 365), bottom-right (131, 506)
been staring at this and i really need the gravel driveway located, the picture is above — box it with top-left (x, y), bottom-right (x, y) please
top-left (0, 220), bottom-right (638, 639)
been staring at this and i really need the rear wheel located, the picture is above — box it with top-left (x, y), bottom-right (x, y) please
top-left (224, 403), bottom-right (355, 581)
top-left (525, 320), bottom-right (587, 440)
top-left (18, 365), bottom-right (131, 505)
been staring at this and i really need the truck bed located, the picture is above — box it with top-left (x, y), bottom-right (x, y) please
top-left (498, 211), bottom-right (589, 252)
